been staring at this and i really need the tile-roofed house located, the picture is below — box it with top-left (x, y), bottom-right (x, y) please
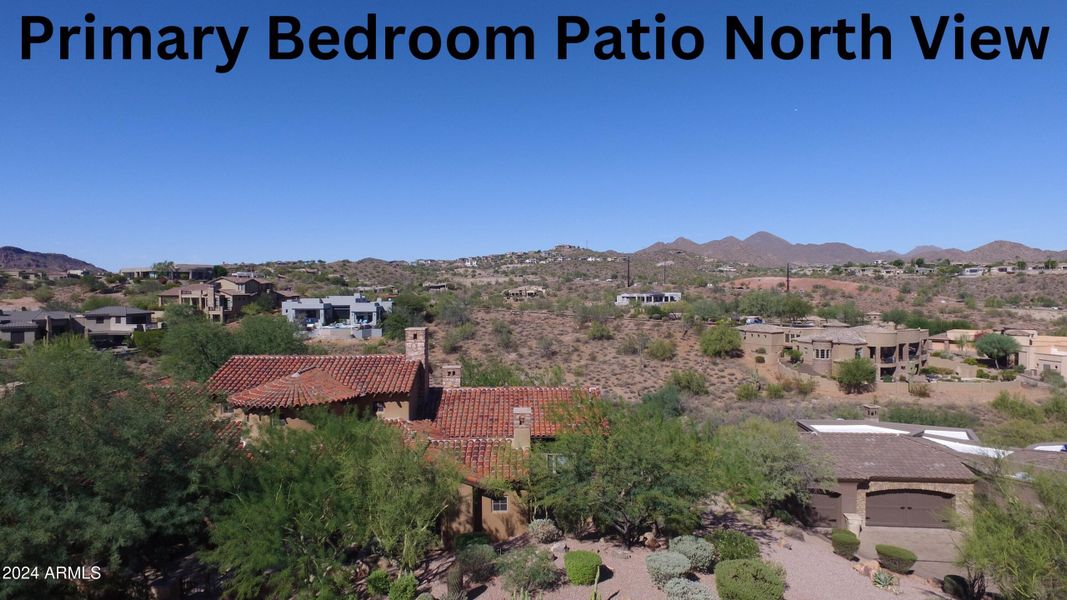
top-left (209, 354), bottom-right (424, 420)
top-left (432, 386), bottom-right (598, 439)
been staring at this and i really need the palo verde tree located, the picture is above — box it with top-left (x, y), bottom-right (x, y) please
top-left (836, 356), bottom-right (876, 393)
top-left (975, 333), bottom-right (1021, 369)
top-left (527, 394), bottom-right (716, 547)
top-left (699, 320), bottom-right (742, 358)
top-left (0, 337), bottom-right (231, 599)
top-left (958, 469), bottom-right (1067, 600)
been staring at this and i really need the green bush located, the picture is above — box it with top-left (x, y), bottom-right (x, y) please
top-left (454, 532), bottom-right (491, 550)
top-left (456, 543), bottom-right (496, 583)
top-left (991, 391), bottom-right (1043, 422)
top-left (367, 569), bottom-right (391, 596)
top-left (831, 528), bottom-right (860, 558)
top-left (668, 369), bottom-right (709, 395)
top-left (646, 338), bottom-right (677, 361)
top-left (389, 574), bottom-right (419, 600)
top-left (415, 593), bottom-right (435, 600)
top-left (735, 383), bottom-right (759, 401)
top-left (875, 544), bottom-right (917, 574)
top-left (664, 577), bottom-right (717, 600)
top-left (669, 535), bottom-right (716, 572)
top-left (587, 321), bottom-right (613, 340)
top-left (527, 518), bottom-right (562, 543)
top-left (765, 383), bottom-right (784, 399)
top-left (498, 546), bottom-right (561, 592)
top-left (645, 551), bottom-right (692, 589)
top-left (714, 559), bottom-right (786, 600)
top-left (710, 530), bottom-right (760, 561)
top-left (130, 328), bottom-right (165, 356)
top-left (754, 355), bottom-right (766, 364)
top-left (563, 550), bottom-right (602, 585)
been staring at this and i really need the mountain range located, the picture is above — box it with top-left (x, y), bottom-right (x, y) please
top-left (0, 246), bottom-right (101, 273)
top-left (638, 232), bottom-right (1067, 267)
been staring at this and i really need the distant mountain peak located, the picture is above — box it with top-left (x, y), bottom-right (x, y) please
top-left (0, 246), bottom-right (100, 272)
top-left (636, 233), bottom-right (1067, 267)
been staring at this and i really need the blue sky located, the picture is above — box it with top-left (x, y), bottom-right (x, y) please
top-left (2, 1), bottom-right (1065, 270)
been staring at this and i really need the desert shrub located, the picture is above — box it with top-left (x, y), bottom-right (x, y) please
top-left (587, 321), bottom-right (613, 340)
top-left (646, 338), bottom-right (677, 361)
top-left (646, 551), bottom-right (692, 589)
top-left (908, 382), bottom-right (931, 397)
top-left (640, 385), bottom-right (683, 418)
top-left (669, 535), bottom-right (716, 572)
top-left (444, 565), bottom-right (464, 599)
top-left (668, 369), bottom-right (709, 395)
top-left (456, 544), bottom-right (497, 583)
top-left (664, 578), bottom-right (718, 600)
top-left (618, 332), bottom-right (650, 355)
top-left (498, 546), bottom-right (561, 593)
top-left (991, 391), bottom-right (1043, 422)
top-left (941, 573), bottom-right (987, 600)
top-left (831, 405), bottom-right (863, 420)
top-left (441, 323), bottom-right (476, 353)
top-left (714, 559), bottom-right (786, 600)
top-left (882, 405), bottom-right (979, 429)
top-left (785, 348), bottom-right (803, 364)
top-left (389, 574), bottom-right (419, 600)
top-left (130, 328), bottom-right (165, 356)
top-left (415, 593), bottom-right (435, 600)
top-left (536, 335), bottom-right (557, 358)
top-left (528, 518), bottom-right (562, 543)
top-left (794, 379), bottom-right (816, 396)
top-left (754, 355), bottom-right (766, 364)
top-left (873, 570), bottom-right (897, 590)
top-left (875, 544), bottom-right (917, 574)
top-left (563, 550), bottom-right (601, 585)
top-left (754, 347), bottom-right (767, 354)
top-left (836, 357), bottom-right (876, 393)
top-left (735, 383), bottom-right (759, 401)
top-left (1041, 369), bottom-right (1066, 388)
top-left (492, 320), bottom-right (515, 350)
top-left (765, 383), bottom-right (784, 399)
top-left (711, 530), bottom-right (760, 561)
top-left (454, 532), bottom-right (491, 551)
top-left (367, 569), bottom-right (391, 596)
top-left (831, 528), bottom-right (860, 558)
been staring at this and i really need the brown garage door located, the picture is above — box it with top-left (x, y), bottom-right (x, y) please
top-left (810, 491), bottom-right (842, 526)
top-left (866, 490), bottom-right (953, 528)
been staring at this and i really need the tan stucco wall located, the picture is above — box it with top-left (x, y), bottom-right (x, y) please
top-left (443, 485), bottom-right (528, 543)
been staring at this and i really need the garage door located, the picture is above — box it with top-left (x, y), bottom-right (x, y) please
top-left (810, 491), bottom-right (842, 526)
top-left (865, 490), bottom-right (953, 528)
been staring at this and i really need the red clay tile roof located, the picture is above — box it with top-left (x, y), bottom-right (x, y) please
top-left (228, 367), bottom-right (362, 409)
top-left (806, 433), bottom-right (976, 483)
top-left (433, 386), bottom-right (599, 439)
top-left (208, 355), bottom-right (420, 406)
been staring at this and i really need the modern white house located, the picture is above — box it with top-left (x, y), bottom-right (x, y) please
top-left (282, 295), bottom-right (393, 339)
top-left (615, 291), bottom-right (682, 307)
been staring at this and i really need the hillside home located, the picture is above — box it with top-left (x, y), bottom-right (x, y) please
top-left (282, 295), bottom-right (393, 339)
top-left (958, 267), bottom-right (987, 278)
top-left (1006, 330), bottom-right (1067, 376)
top-left (0, 309), bottom-right (83, 346)
top-left (615, 291), bottom-right (681, 307)
top-left (503, 286), bottom-right (546, 300)
top-left (120, 263), bottom-right (214, 280)
top-left (157, 276), bottom-right (277, 322)
top-left (739, 323), bottom-right (929, 379)
top-left (206, 327), bottom-right (595, 542)
top-left (78, 306), bottom-right (157, 348)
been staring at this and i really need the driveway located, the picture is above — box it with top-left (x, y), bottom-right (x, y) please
top-left (859, 526), bottom-right (963, 580)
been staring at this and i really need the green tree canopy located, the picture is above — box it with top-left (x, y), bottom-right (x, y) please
top-left (710, 418), bottom-right (832, 519)
top-left (202, 413), bottom-right (460, 599)
top-left (528, 395), bottom-right (716, 547)
top-left (959, 470), bottom-right (1067, 600)
top-left (699, 320), bottom-right (742, 358)
top-left (0, 337), bottom-right (230, 598)
top-left (975, 333), bottom-right (1021, 369)
top-left (836, 357), bottom-right (876, 393)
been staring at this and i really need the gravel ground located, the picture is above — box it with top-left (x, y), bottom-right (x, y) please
top-left (763, 531), bottom-right (950, 600)
top-left (420, 526), bottom-right (949, 600)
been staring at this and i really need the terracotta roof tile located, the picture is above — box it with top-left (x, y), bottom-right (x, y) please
top-left (208, 355), bottom-right (420, 406)
top-left (228, 367), bottom-right (362, 409)
top-left (433, 386), bottom-right (599, 439)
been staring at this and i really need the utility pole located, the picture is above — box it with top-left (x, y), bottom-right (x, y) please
top-left (786, 262), bottom-right (791, 293)
top-left (623, 256), bottom-right (632, 288)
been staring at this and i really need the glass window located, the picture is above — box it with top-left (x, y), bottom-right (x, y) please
top-left (491, 496), bottom-right (509, 513)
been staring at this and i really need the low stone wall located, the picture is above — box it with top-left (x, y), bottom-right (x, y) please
top-left (875, 379), bottom-right (1034, 403)
top-left (927, 355), bottom-right (978, 378)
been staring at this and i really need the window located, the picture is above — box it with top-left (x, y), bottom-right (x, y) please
top-left (490, 496), bottom-right (509, 513)
top-left (373, 402), bottom-right (385, 413)
top-left (815, 349), bottom-right (830, 360)
top-left (545, 453), bottom-right (567, 474)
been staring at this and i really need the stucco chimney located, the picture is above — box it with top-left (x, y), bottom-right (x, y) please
top-left (863, 404), bottom-right (881, 422)
top-left (443, 364), bottom-right (462, 389)
top-left (405, 327), bottom-right (429, 368)
top-left (512, 407), bottom-right (532, 450)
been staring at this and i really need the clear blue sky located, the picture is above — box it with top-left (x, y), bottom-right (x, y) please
top-left (2, 0), bottom-right (1065, 270)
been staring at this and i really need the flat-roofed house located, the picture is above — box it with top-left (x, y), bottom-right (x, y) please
top-left (78, 306), bottom-right (157, 348)
top-left (0, 309), bottom-right (83, 346)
